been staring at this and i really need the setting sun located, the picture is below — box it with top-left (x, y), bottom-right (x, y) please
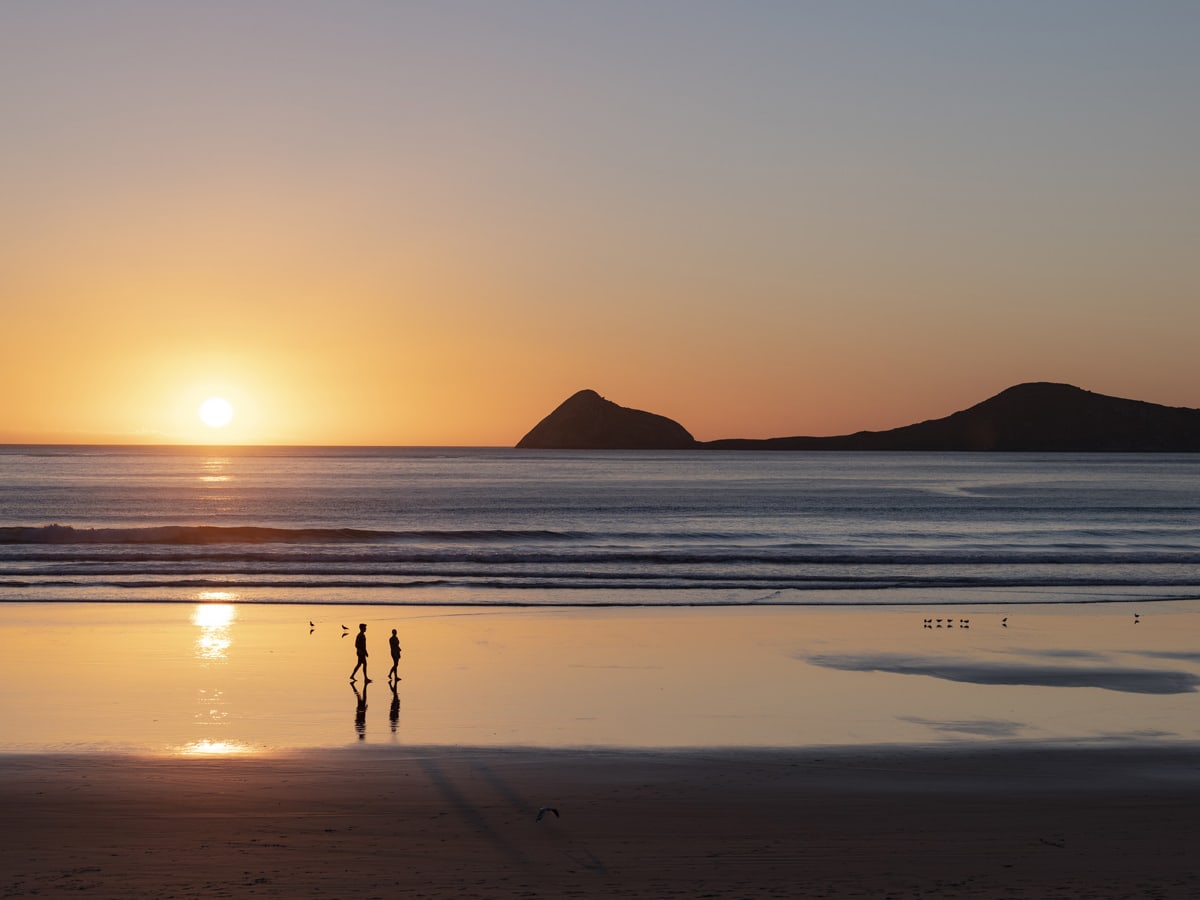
top-left (198, 397), bottom-right (234, 428)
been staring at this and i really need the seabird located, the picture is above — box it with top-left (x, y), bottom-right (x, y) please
top-left (536, 807), bottom-right (560, 821)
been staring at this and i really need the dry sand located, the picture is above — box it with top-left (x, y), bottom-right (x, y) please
top-left (3, 744), bottom-right (1200, 899)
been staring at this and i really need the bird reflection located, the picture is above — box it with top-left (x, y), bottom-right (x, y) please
top-left (352, 682), bottom-right (368, 740)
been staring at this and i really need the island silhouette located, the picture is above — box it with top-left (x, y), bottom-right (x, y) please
top-left (516, 383), bottom-right (1200, 451)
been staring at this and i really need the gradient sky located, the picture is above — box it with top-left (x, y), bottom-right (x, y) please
top-left (2, 2), bottom-right (1197, 445)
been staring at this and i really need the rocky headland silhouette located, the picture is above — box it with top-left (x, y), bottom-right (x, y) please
top-left (516, 383), bottom-right (1200, 451)
top-left (516, 389), bottom-right (697, 450)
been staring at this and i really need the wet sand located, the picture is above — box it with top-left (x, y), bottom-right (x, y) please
top-left (6, 602), bottom-right (1200, 753)
top-left (4, 744), bottom-right (1200, 899)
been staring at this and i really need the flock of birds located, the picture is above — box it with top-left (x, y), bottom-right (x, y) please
top-left (923, 613), bottom-right (1141, 629)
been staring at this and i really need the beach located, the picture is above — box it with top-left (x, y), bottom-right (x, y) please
top-left (6, 0), bottom-right (1200, 889)
top-left (4, 602), bottom-right (1200, 896)
top-left (5, 745), bottom-right (1200, 898)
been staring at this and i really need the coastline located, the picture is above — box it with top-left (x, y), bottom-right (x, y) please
top-left (5, 743), bottom-right (1200, 898)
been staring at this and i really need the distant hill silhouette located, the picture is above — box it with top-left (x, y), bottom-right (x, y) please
top-left (517, 383), bottom-right (1200, 451)
top-left (515, 389), bottom-right (698, 449)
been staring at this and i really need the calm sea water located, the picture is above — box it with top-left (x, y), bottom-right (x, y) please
top-left (1, 446), bottom-right (1197, 608)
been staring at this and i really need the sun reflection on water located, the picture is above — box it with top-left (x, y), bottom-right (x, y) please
top-left (198, 457), bottom-right (233, 483)
top-left (197, 590), bottom-right (238, 604)
top-left (197, 458), bottom-right (237, 514)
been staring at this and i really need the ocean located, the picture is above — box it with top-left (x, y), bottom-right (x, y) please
top-left (2, 445), bottom-right (1197, 609)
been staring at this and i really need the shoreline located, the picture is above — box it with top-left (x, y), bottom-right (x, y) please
top-left (2, 595), bottom-right (1200, 609)
top-left (5, 744), bottom-right (1200, 898)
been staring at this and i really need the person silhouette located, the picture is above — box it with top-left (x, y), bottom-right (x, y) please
top-left (387, 628), bottom-right (402, 682)
top-left (350, 623), bottom-right (371, 683)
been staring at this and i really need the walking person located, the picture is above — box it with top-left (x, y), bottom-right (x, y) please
top-left (350, 623), bottom-right (371, 683)
top-left (388, 628), bottom-right (402, 682)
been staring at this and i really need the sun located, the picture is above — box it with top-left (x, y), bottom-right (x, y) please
top-left (198, 396), bottom-right (234, 428)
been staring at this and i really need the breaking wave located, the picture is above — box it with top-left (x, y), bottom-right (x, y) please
top-left (0, 524), bottom-right (569, 545)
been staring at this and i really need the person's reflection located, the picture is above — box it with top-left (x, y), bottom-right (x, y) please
top-left (389, 679), bottom-right (400, 734)
top-left (352, 682), bottom-right (368, 741)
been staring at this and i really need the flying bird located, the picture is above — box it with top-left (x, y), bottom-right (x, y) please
top-left (536, 807), bottom-right (560, 821)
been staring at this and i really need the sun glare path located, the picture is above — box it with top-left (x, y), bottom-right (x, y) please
top-left (199, 396), bottom-right (234, 428)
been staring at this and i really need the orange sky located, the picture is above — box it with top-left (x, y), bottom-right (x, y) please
top-left (2, 4), bottom-right (1197, 446)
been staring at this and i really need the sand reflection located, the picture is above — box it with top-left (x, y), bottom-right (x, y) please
top-left (3, 603), bottom-right (1200, 753)
top-left (180, 739), bottom-right (251, 755)
top-left (806, 651), bottom-right (1200, 695)
top-left (187, 600), bottom-right (243, 754)
top-left (192, 600), bottom-right (236, 661)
